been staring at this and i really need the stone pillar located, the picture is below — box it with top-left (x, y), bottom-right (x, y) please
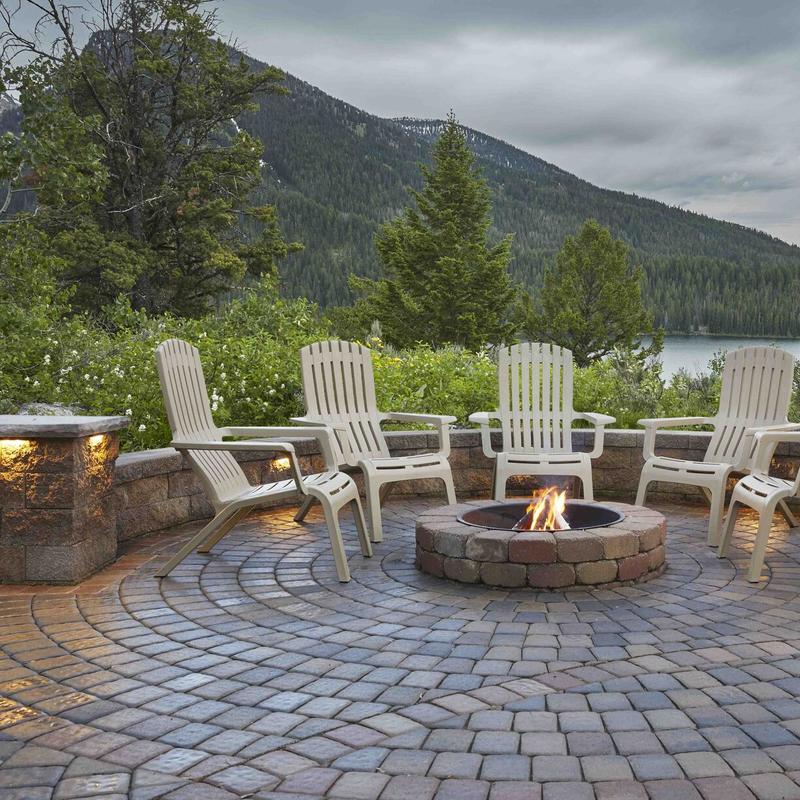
top-left (0, 415), bottom-right (129, 584)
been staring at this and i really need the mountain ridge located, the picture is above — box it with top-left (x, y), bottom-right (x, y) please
top-left (3, 55), bottom-right (800, 335)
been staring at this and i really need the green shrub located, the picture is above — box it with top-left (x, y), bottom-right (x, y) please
top-left (369, 339), bottom-right (497, 423)
top-left (0, 278), bottom-right (327, 451)
top-left (0, 273), bottom-right (767, 452)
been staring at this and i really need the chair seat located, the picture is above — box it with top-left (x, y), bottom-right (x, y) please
top-left (645, 455), bottom-right (732, 481)
top-left (733, 472), bottom-right (794, 507)
top-left (500, 451), bottom-right (590, 465)
top-left (362, 452), bottom-right (450, 473)
top-left (232, 471), bottom-right (354, 506)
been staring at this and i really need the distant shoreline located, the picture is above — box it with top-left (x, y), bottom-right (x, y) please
top-left (660, 332), bottom-right (796, 341)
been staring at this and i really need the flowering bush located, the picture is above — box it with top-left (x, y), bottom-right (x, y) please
top-left (3, 268), bottom-right (773, 453)
top-left (0, 278), bottom-right (327, 450)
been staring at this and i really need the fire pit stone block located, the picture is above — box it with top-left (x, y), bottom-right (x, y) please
top-left (416, 500), bottom-right (667, 590)
top-left (465, 530), bottom-right (511, 562)
top-left (557, 531), bottom-right (604, 563)
top-left (508, 533), bottom-right (556, 564)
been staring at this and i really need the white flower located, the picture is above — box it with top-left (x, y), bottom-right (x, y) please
top-left (269, 389), bottom-right (276, 395)
top-left (125, 408), bottom-right (132, 416)
top-left (43, 354), bottom-right (51, 364)
top-left (211, 401), bottom-right (218, 412)
top-left (32, 380), bottom-right (39, 387)
top-left (83, 374), bottom-right (90, 380)
top-left (138, 424), bottom-right (146, 432)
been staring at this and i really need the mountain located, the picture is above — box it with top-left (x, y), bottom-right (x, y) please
top-left (240, 65), bottom-right (800, 336)
top-left (4, 53), bottom-right (800, 336)
top-left (0, 93), bottom-right (17, 115)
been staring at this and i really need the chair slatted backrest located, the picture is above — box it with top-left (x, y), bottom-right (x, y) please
top-left (156, 339), bottom-right (250, 508)
top-left (498, 343), bottom-right (575, 454)
top-left (706, 346), bottom-right (795, 470)
top-left (300, 340), bottom-right (390, 467)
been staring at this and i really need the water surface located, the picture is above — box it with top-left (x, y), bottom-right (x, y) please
top-left (658, 335), bottom-right (800, 378)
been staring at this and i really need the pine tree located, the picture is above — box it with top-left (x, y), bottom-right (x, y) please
top-left (354, 113), bottom-right (516, 349)
top-left (0, 0), bottom-right (301, 316)
top-left (526, 219), bottom-right (657, 366)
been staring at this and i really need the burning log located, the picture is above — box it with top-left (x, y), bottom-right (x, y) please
top-left (513, 487), bottom-right (571, 531)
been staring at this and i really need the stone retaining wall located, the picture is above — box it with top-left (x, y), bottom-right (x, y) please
top-left (113, 429), bottom-right (800, 542)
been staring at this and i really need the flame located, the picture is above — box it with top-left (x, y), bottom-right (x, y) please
top-left (514, 487), bottom-right (571, 531)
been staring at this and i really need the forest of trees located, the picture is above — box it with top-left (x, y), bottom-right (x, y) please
top-left (237, 72), bottom-right (800, 337)
top-left (3, 40), bottom-right (800, 335)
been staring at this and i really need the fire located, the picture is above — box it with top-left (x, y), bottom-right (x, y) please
top-left (513, 487), bottom-right (571, 532)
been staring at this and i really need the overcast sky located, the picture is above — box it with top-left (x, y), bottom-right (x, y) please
top-left (213, 0), bottom-right (800, 245)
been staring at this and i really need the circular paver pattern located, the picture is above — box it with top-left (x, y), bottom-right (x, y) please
top-left (1, 498), bottom-right (800, 800)
top-left (416, 501), bottom-right (667, 589)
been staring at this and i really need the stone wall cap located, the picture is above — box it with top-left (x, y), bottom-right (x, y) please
top-left (0, 414), bottom-right (130, 438)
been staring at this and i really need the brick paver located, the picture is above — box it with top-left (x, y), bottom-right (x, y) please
top-left (1, 499), bottom-right (800, 799)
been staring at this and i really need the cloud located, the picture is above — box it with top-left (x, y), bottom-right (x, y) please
top-left (217, 1), bottom-right (800, 243)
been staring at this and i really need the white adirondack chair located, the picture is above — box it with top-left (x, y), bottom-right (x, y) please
top-left (292, 340), bottom-right (457, 542)
top-left (718, 427), bottom-right (800, 581)
top-left (154, 339), bottom-right (372, 581)
top-left (469, 343), bottom-right (615, 501)
top-left (637, 346), bottom-right (797, 546)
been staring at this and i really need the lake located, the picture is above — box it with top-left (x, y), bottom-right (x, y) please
top-left (657, 335), bottom-right (800, 378)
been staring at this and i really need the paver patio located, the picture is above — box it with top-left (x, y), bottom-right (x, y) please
top-left (2, 498), bottom-right (800, 799)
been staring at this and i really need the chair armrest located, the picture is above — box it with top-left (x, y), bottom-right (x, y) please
top-left (383, 412), bottom-right (457, 426)
top-left (574, 412), bottom-right (616, 458)
top-left (751, 427), bottom-right (800, 474)
top-left (290, 417), bottom-right (350, 432)
top-left (637, 417), bottom-right (714, 461)
top-left (743, 422), bottom-right (800, 436)
top-left (172, 438), bottom-right (294, 453)
top-left (170, 439), bottom-right (307, 491)
top-left (575, 412), bottom-right (616, 426)
top-left (221, 424), bottom-right (339, 472)
top-left (468, 411), bottom-right (501, 460)
top-left (468, 411), bottom-right (500, 426)
top-left (382, 412), bottom-right (455, 458)
top-left (638, 416), bottom-right (713, 429)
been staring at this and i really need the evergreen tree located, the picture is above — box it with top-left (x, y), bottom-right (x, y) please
top-left (0, 0), bottom-right (300, 316)
top-left (354, 112), bottom-right (516, 349)
top-left (527, 219), bottom-right (657, 366)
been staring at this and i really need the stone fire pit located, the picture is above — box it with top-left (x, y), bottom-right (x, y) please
top-left (415, 500), bottom-right (667, 589)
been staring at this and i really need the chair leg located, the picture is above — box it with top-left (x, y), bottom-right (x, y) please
top-left (749, 505), bottom-right (776, 582)
top-left (493, 463), bottom-right (507, 501)
top-left (379, 483), bottom-right (394, 507)
top-left (635, 476), bottom-right (649, 507)
top-left (155, 505), bottom-right (239, 578)
top-left (294, 495), bottom-right (315, 522)
top-left (778, 498), bottom-right (799, 528)
top-left (707, 488), bottom-right (726, 547)
top-left (351, 498), bottom-right (373, 558)
top-left (320, 501), bottom-right (351, 582)
top-left (197, 507), bottom-right (249, 553)
top-left (364, 478), bottom-right (384, 543)
top-left (580, 468), bottom-right (594, 502)
top-left (442, 470), bottom-right (457, 504)
top-left (717, 500), bottom-right (740, 558)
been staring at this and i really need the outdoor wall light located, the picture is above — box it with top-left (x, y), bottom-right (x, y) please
top-left (272, 456), bottom-right (292, 472)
